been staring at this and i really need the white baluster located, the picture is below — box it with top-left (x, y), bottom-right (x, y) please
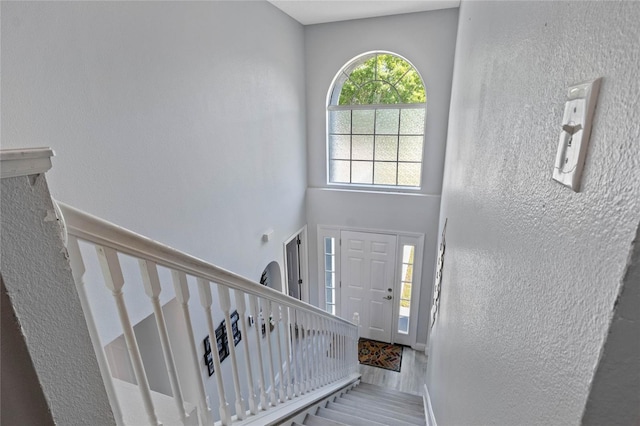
top-left (234, 290), bottom-right (258, 415)
top-left (324, 317), bottom-right (331, 385)
top-left (341, 324), bottom-right (346, 378)
top-left (95, 245), bottom-right (160, 426)
top-left (312, 315), bottom-right (322, 388)
top-left (248, 295), bottom-right (268, 410)
top-left (171, 271), bottom-right (213, 426)
top-left (316, 316), bottom-right (326, 387)
top-left (301, 312), bottom-right (311, 393)
top-left (330, 320), bottom-right (338, 383)
top-left (352, 327), bottom-right (357, 373)
top-left (217, 285), bottom-right (246, 420)
top-left (263, 299), bottom-right (278, 406)
top-left (281, 306), bottom-right (294, 399)
top-left (320, 317), bottom-right (328, 386)
top-left (349, 326), bottom-right (354, 374)
top-left (139, 260), bottom-right (188, 424)
top-left (67, 238), bottom-right (124, 426)
top-left (196, 279), bottom-right (231, 426)
top-left (304, 312), bottom-right (315, 391)
top-left (290, 308), bottom-right (300, 397)
top-left (312, 314), bottom-right (320, 389)
top-left (337, 323), bottom-right (343, 379)
top-left (341, 325), bottom-right (347, 377)
top-left (273, 302), bottom-right (286, 402)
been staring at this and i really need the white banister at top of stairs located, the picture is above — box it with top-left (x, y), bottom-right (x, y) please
top-left (56, 201), bottom-right (359, 426)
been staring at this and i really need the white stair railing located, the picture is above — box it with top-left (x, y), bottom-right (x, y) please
top-left (58, 202), bottom-right (359, 426)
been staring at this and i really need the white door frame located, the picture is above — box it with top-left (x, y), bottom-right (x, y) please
top-left (317, 225), bottom-right (424, 348)
top-left (283, 226), bottom-right (309, 303)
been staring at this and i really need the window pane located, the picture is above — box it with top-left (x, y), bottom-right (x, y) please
top-left (400, 108), bottom-right (425, 135)
top-left (402, 245), bottom-right (415, 263)
top-left (329, 135), bottom-right (350, 160)
top-left (374, 162), bottom-right (397, 185)
top-left (352, 135), bottom-right (374, 160)
top-left (352, 109), bottom-right (375, 134)
top-left (329, 110), bottom-right (351, 134)
top-left (398, 314), bottom-right (409, 333)
top-left (324, 237), bottom-right (334, 254)
top-left (325, 271), bottom-right (334, 287)
top-left (326, 287), bottom-right (335, 304)
top-left (325, 254), bottom-right (334, 271)
top-left (329, 160), bottom-right (350, 183)
top-left (401, 282), bottom-right (412, 300)
top-left (375, 136), bottom-right (398, 161)
top-left (352, 161), bottom-right (373, 184)
top-left (375, 109), bottom-right (399, 134)
top-left (398, 162), bottom-right (421, 186)
top-left (399, 136), bottom-right (423, 162)
top-left (402, 264), bottom-right (413, 282)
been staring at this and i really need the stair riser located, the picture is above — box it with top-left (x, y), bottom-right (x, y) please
top-left (331, 398), bottom-right (425, 425)
top-left (341, 393), bottom-right (425, 415)
top-left (349, 388), bottom-right (424, 406)
top-left (356, 383), bottom-right (423, 401)
top-left (326, 402), bottom-right (418, 426)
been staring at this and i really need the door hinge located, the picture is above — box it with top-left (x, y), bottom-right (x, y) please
top-left (296, 237), bottom-right (301, 245)
top-left (298, 279), bottom-right (303, 284)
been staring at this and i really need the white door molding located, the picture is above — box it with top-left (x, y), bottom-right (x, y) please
top-left (283, 226), bottom-right (309, 303)
top-left (317, 225), bottom-right (424, 347)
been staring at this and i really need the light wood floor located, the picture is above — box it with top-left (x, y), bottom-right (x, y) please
top-left (359, 346), bottom-right (428, 396)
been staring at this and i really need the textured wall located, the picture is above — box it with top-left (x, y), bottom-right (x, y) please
top-left (304, 10), bottom-right (458, 344)
top-left (582, 224), bottom-right (640, 425)
top-left (1, 278), bottom-right (54, 426)
top-left (1, 176), bottom-right (114, 424)
top-left (427, 1), bottom-right (640, 425)
top-left (1, 1), bottom-right (307, 284)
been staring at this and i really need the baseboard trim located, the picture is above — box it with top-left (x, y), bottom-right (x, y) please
top-left (412, 342), bottom-right (426, 351)
top-left (423, 383), bottom-right (437, 426)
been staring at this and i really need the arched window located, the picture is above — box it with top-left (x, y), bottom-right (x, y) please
top-left (327, 52), bottom-right (426, 188)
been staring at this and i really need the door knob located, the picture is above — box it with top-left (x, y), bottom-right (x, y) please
top-left (383, 295), bottom-right (393, 300)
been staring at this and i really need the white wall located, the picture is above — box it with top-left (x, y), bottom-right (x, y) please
top-left (304, 9), bottom-right (459, 345)
top-left (1, 0), bottom-right (307, 284)
top-left (427, 2), bottom-right (640, 425)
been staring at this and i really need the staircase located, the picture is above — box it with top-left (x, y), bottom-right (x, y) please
top-left (295, 382), bottom-right (426, 426)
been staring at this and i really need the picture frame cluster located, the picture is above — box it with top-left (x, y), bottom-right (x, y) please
top-left (203, 310), bottom-right (242, 376)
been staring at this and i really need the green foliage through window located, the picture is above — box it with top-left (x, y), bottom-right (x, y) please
top-left (339, 54), bottom-right (426, 105)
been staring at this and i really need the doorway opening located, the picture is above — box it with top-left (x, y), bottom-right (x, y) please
top-left (284, 226), bottom-right (308, 302)
top-left (259, 261), bottom-right (282, 292)
top-left (318, 226), bottom-right (424, 347)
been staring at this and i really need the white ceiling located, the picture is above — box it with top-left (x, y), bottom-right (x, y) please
top-left (267, 0), bottom-right (461, 26)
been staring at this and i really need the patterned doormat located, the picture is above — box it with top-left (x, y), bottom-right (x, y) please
top-left (358, 338), bottom-right (403, 372)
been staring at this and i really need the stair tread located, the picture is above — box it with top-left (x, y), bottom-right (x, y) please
top-left (304, 413), bottom-right (350, 426)
top-left (350, 387), bottom-right (423, 406)
top-left (326, 401), bottom-right (420, 426)
top-left (332, 397), bottom-right (425, 424)
top-left (316, 407), bottom-right (388, 426)
top-left (357, 382), bottom-right (424, 402)
top-left (342, 392), bottom-right (425, 414)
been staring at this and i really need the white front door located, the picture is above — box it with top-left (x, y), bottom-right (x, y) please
top-left (340, 231), bottom-right (397, 343)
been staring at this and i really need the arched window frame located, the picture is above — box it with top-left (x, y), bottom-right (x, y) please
top-left (326, 51), bottom-right (427, 190)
